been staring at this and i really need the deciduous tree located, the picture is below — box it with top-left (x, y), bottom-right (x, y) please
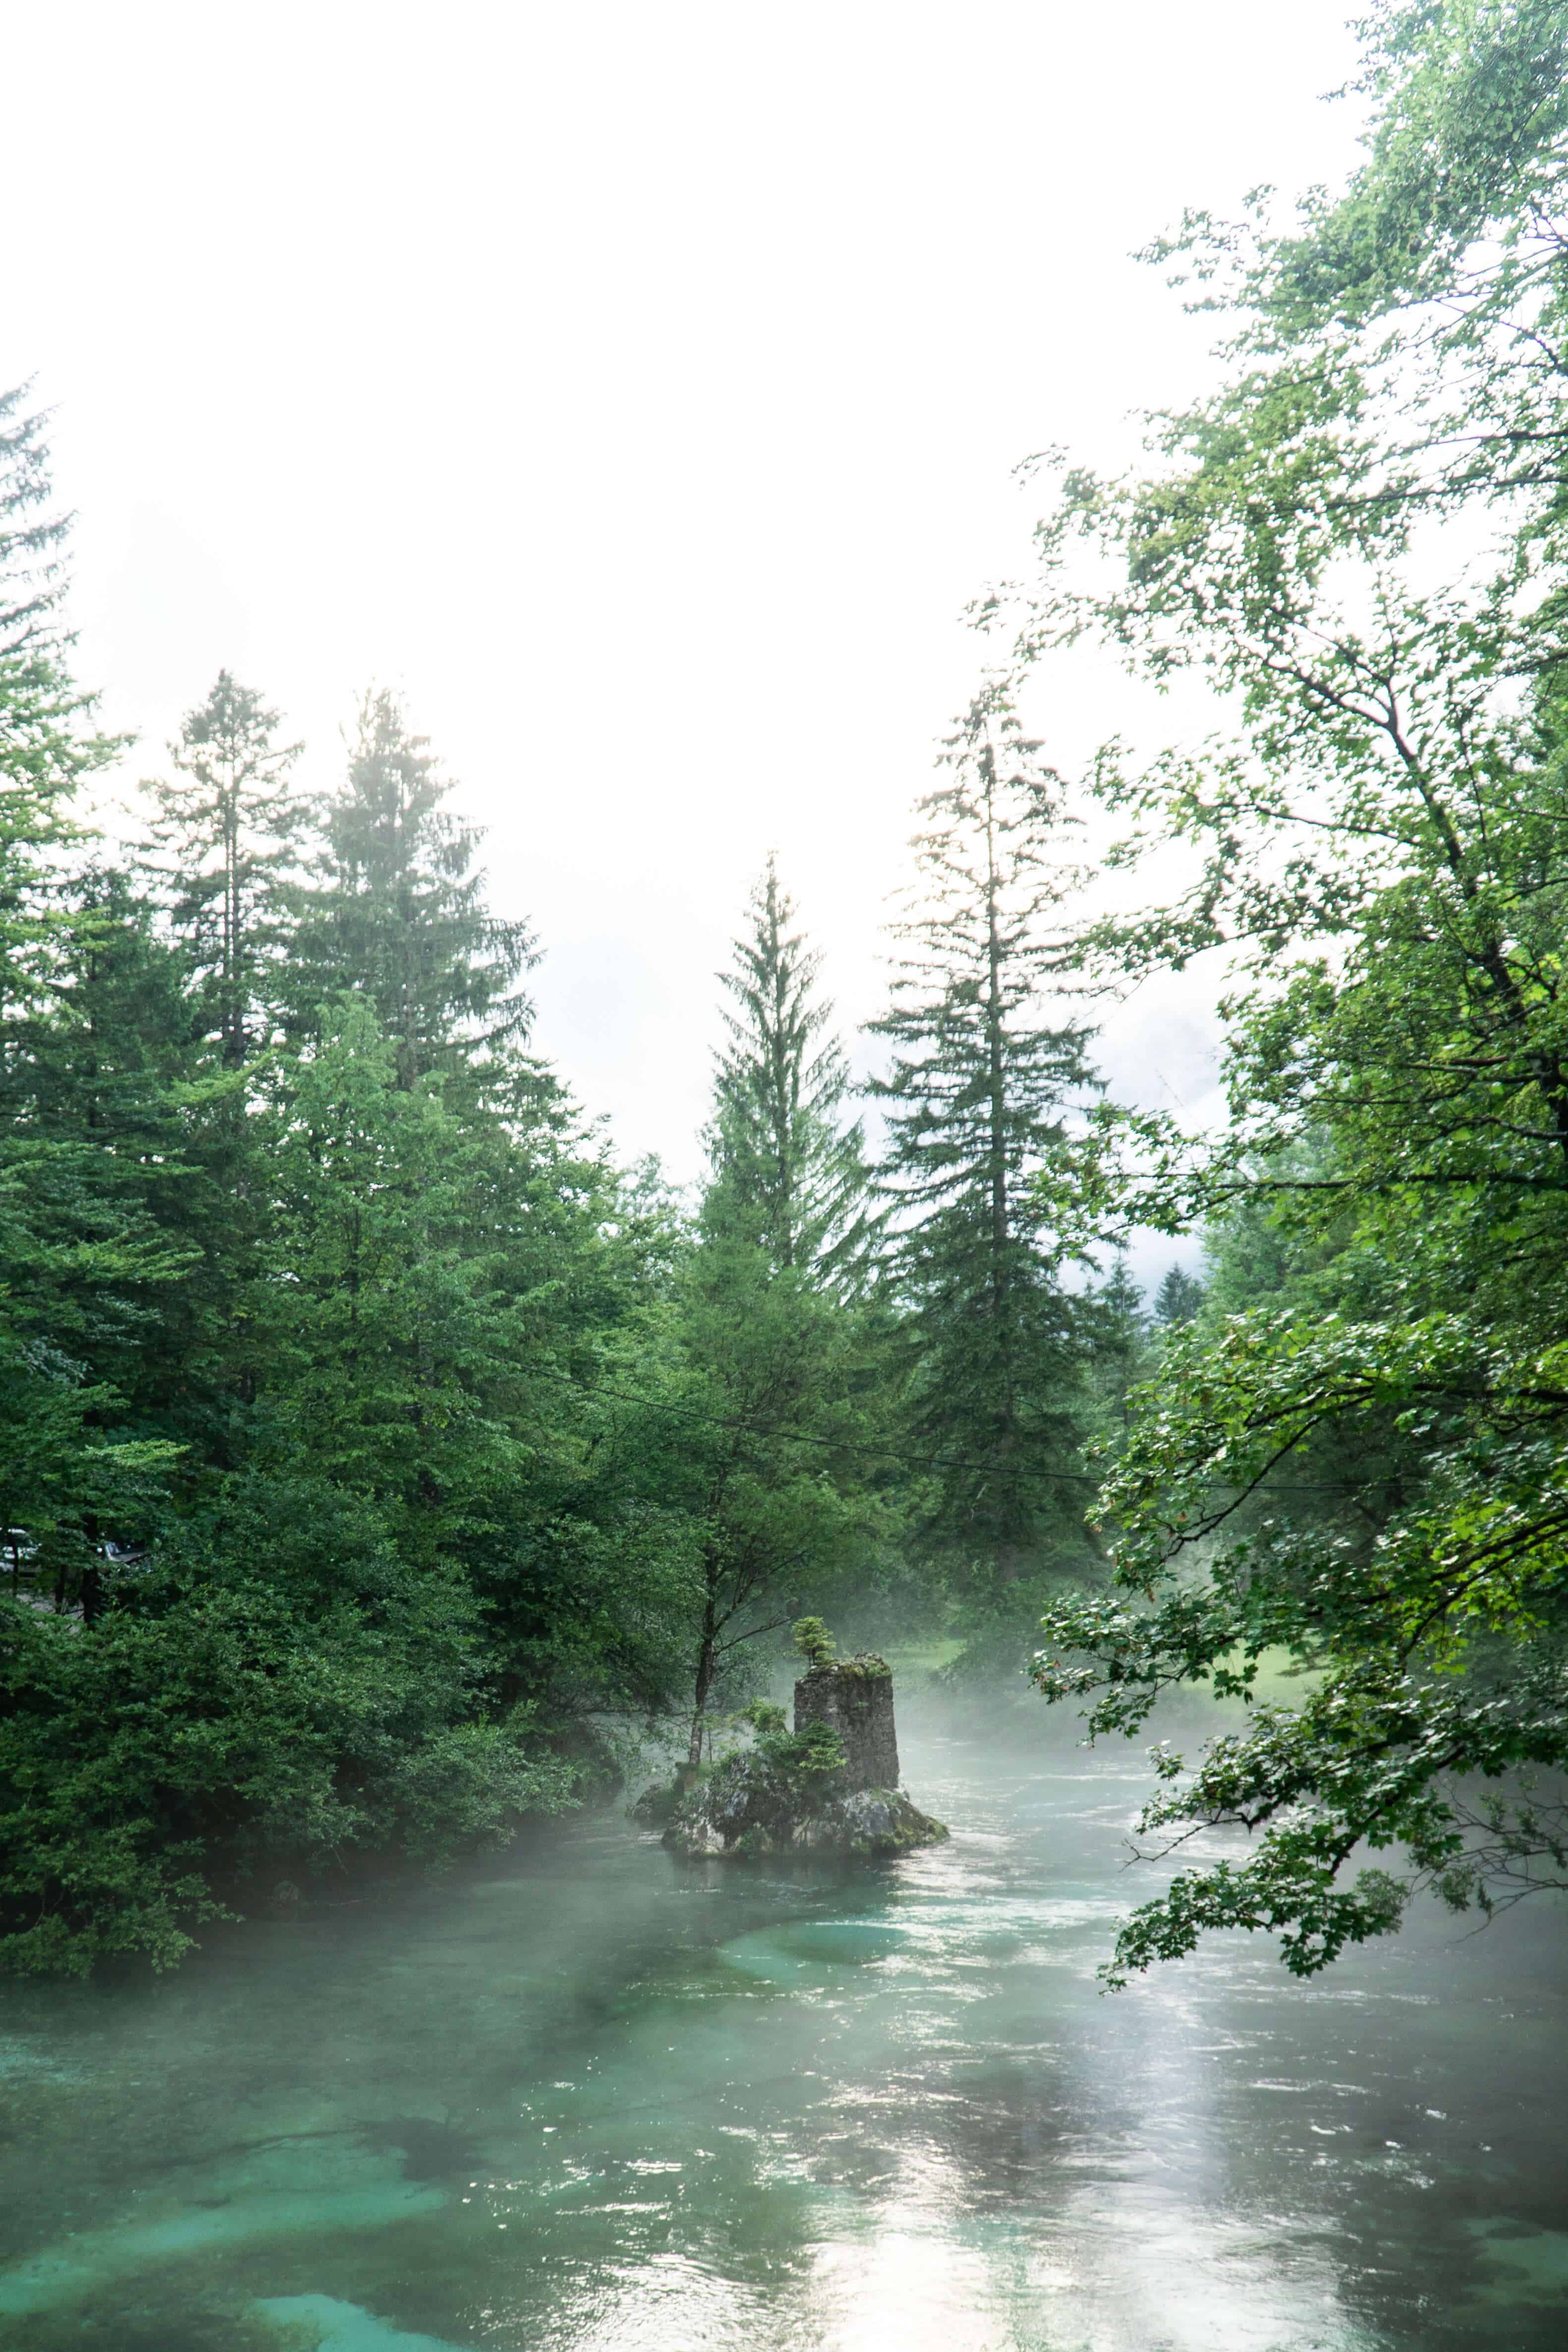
top-left (1026, 0), bottom-right (1568, 1979)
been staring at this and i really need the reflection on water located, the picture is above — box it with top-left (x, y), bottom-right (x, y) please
top-left (1, 1693), bottom-right (1565, 2350)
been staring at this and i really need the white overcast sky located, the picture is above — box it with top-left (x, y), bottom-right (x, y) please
top-left (5, 1), bottom-right (1368, 1276)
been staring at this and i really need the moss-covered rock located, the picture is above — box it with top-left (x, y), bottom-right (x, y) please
top-left (794, 1653), bottom-right (900, 1789)
top-left (659, 1747), bottom-right (947, 1861)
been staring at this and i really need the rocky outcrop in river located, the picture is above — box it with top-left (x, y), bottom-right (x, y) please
top-left (657, 1652), bottom-right (947, 1861)
top-left (793, 1652), bottom-right (901, 1790)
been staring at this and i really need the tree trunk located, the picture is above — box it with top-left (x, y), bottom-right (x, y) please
top-left (687, 1577), bottom-right (719, 1768)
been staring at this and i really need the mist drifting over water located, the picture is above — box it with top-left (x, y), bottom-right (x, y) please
top-left (2, 1687), bottom-right (1565, 2350)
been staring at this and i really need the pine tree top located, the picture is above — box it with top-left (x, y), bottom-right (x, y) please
top-left (703, 855), bottom-right (878, 1289)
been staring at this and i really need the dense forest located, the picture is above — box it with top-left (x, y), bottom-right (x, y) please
top-left (0, 454), bottom-right (1150, 1972)
top-left (5, 0), bottom-right (1568, 1992)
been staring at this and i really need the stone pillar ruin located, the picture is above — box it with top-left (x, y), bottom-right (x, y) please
top-left (793, 1655), bottom-right (900, 1791)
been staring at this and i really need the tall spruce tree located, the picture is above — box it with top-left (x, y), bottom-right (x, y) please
top-left (289, 689), bottom-right (534, 1086)
top-left (141, 672), bottom-right (303, 1066)
top-left (0, 384), bottom-right (121, 996)
top-left (1, 865), bottom-right (203, 1430)
top-left (0, 395), bottom-right (181, 1616)
top-left (0, 870), bottom-right (190, 1620)
top-left (870, 682), bottom-right (1097, 1604)
top-left (135, 675), bottom-right (308, 1427)
top-left (704, 856), bottom-right (875, 1286)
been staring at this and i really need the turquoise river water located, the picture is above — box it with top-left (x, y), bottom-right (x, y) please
top-left (1, 1692), bottom-right (1566, 2351)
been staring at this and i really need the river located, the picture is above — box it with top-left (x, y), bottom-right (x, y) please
top-left (2, 1686), bottom-right (1565, 2351)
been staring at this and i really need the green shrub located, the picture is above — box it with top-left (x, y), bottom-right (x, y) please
top-left (0, 1476), bottom-right (577, 1975)
top-left (756, 1718), bottom-right (846, 1782)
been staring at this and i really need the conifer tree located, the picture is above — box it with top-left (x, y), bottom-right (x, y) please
top-left (870, 681), bottom-right (1097, 1600)
top-left (0, 866), bottom-right (204, 1435)
top-left (290, 689), bottom-right (534, 1086)
top-left (0, 402), bottom-right (181, 1612)
top-left (135, 674), bottom-right (307, 1425)
top-left (0, 385), bottom-right (121, 994)
top-left (1153, 1265), bottom-right (1204, 1329)
top-left (1086, 1253), bottom-right (1151, 1442)
top-left (141, 672), bottom-right (303, 1066)
top-left (704, 856), bottom-right (875, 1287)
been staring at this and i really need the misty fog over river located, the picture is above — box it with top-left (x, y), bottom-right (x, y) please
top-left (2, 1690), bottom-right (1565, 2352)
